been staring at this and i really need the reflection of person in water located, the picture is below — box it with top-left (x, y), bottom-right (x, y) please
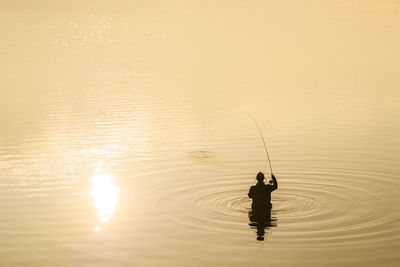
top-left (248, 208), bottom-right (273, 241)
top-left (248, 172), bottom-right (278, 240)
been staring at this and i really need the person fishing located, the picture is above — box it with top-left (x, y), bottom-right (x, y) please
top-left (247, 114), bottom-right (278, 209)
top-left (247, 114), bottom-right (278, 240)
top-left (248, 172), bottom-right (278, 210)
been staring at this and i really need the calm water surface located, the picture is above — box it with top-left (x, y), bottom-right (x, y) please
top-left (1, 1), bottom-right (400, 266)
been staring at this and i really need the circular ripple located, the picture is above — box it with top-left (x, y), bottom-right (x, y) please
top-left (154, 168), bottom-right (399, 247)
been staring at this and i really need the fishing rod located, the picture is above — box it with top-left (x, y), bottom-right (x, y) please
top-left (248, 114), bottom-right (274, 176)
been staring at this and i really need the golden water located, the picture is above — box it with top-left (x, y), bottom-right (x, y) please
top-left (1, 1), bottom-right (400, 266)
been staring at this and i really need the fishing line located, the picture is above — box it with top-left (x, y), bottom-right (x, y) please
top-left (248, 113), bottom-right (273, 175)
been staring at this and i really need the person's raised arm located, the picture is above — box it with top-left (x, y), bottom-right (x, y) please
top-left (271, 174), bottom-right (278, 191)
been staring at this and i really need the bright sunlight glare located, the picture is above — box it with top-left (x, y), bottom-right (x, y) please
top-left (90, 173), bottom-right (119, 224)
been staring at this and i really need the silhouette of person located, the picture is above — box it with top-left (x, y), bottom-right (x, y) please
top-left (248, 172), bottom-right (278, 240)
top-left (248, 172), bottom-right (278, 210)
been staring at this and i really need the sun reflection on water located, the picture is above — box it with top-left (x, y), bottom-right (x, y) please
top-left (90, 172), bottom-right (119, 231)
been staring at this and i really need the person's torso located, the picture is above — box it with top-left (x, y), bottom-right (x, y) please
top-left (251, 184), bottom-right (272, 205)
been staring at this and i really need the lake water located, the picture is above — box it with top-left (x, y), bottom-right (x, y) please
top-left (1, 1), bottom-right (400, 266)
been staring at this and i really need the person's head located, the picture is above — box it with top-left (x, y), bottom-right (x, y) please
top-left (256, 172), bottom-right (265, 182)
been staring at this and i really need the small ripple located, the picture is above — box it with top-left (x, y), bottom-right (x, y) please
top-left (185, 150), bottom-right (216, 160)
